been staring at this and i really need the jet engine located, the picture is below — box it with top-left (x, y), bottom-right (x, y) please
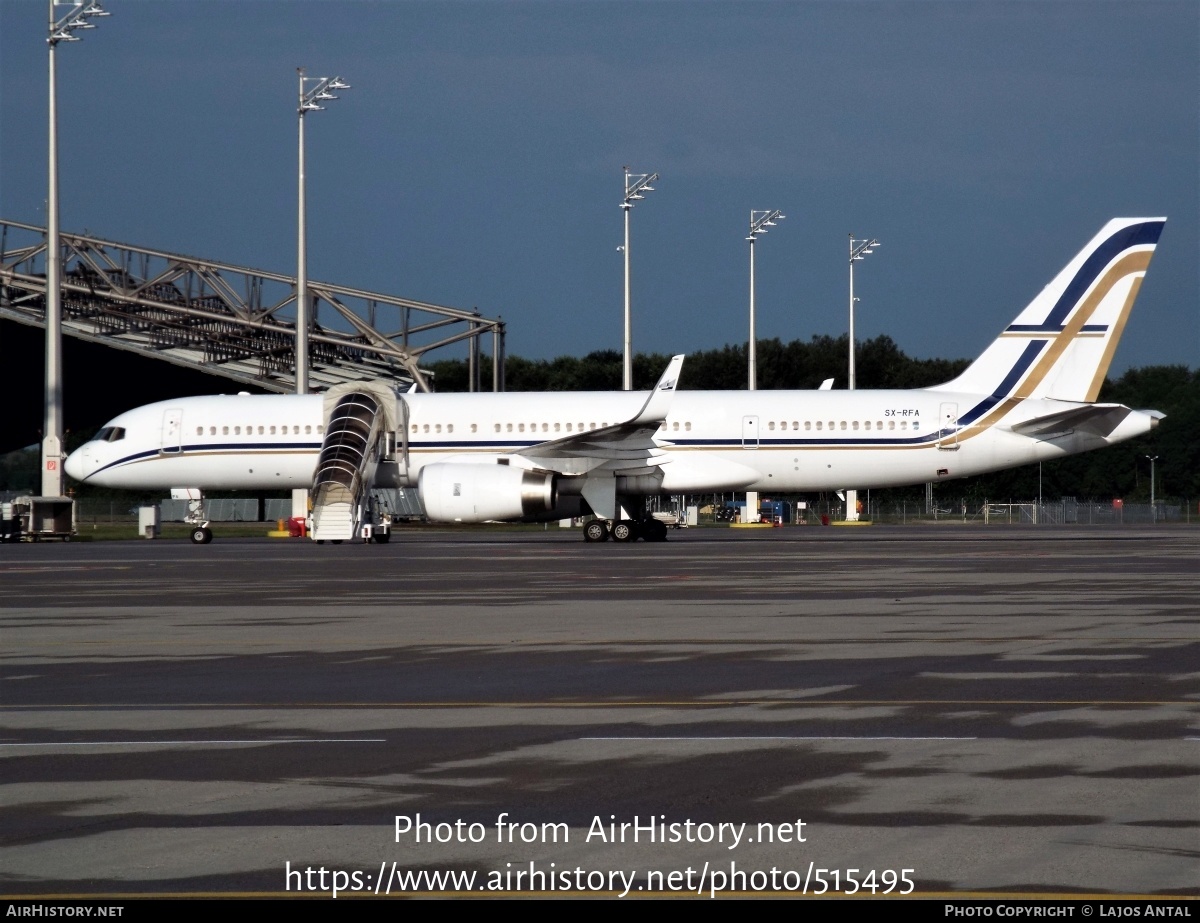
top-left (418, 462), bottom-right (557, 523)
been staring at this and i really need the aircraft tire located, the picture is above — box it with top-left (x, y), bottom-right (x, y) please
top-left (373, 532), bottom-right (391, 544)
top-left (647, 520), bottom-right (669, 542)
top-left (190, 527), bottom-right (213, 545)
top-left (611, 521), bottom-right (634, 542)
top-left (583, 520), bottom-right (609, 543)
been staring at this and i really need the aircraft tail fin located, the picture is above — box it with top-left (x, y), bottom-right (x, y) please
top-left (932, 218), bottom-right (1164, 406)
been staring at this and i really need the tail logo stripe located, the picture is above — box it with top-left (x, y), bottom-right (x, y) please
top-left (957, 341), bottom-right (1045, 426)
top-left (1033, 220), bottom-right (1163, 330)
top-left (956, 247), bottom-right (1154, 428)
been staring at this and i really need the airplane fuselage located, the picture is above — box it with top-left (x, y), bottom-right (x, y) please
top-left (65, 388), bottom-right (1155, 495)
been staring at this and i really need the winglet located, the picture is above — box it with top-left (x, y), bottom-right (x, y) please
top-left (631, 354), bottom-right (685, 425)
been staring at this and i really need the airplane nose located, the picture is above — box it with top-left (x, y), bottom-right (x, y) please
top-left (64, 447), bottom-right (89, 482)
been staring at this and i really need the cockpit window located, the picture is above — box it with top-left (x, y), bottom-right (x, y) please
top-left (93, 426), bottom-right (126, 443)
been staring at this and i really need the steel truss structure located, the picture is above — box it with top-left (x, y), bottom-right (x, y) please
top-left (0, 219), bottom-right (506, 393)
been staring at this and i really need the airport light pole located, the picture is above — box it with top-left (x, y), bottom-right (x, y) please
top-left (43, 0), bottom-right (109, 498)
top-left (746, 210), bottom-right (784, 391)
top-left (845, 234), bottom-right (879, 522)
top-left (848, 235), bottom-right (879, 391)
top-left (1145, 455), bottom-right (1158, 522)
top-left (621, 168), bottom-right (658, 390)
top-left (296, 69), bottom-right (350, 396)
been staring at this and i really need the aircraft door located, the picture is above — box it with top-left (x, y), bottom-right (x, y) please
top-left (161, 409), bottom-right (183, 454)
top-left (937, 402), bottom-right (959, 450)
top-left (742, 415), bottom-right (760, 449)
top-left (397, 396), bottom-right (410, 478)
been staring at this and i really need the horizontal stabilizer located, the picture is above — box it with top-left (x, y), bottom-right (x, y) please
top-left (1009, 404), bottom-right (1133, 439)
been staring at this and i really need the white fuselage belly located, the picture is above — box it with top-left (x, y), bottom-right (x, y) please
top-left (70, 388), bottom-right (1113, 494)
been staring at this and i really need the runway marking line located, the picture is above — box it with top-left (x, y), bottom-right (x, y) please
top-left (0, 738), bottom-right (386, 747)
top-left (581, 735), bottom-right (980, 741)
top-left (4, 699), bottom-right (1195, 708)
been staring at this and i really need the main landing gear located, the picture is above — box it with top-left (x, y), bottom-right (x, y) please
top-left (582, 518), bottom-right (669, 543)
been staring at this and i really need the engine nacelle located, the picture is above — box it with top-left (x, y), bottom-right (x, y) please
top-left (418, 462), bottom-right (557, 523)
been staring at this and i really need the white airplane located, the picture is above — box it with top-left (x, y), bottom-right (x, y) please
top-left (65, 217), bottom-right (1166, 544)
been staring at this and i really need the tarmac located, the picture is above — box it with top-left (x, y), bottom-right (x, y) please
top-left (1, 525), bottom-right (1197, 898)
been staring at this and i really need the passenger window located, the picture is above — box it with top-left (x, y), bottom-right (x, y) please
top-left (195, 426), bottom-right (203, 435)
top-left (470, 424), bottom-right (477, 434)
top-left (435, 424), bottom-right (442, 433)
top-left (317, 425), bottom-right (323, 434)
top-left (852, 421), bottom-right (859, 431)
top-left (804, 421), bottom-right (811, 431)
top-left (685, 422), bottom-right (691, 432)
top-left (542, 423), bottom-right (548, 433)
top-left (840, 421), bottom-right (847, 431)
top-left (519, 424), bottom-right (525, 433)
top-left (235, 426), bottom-right (241, 435)
top-left (768, 422), bottom-right (775, 431)
top-left (411, 424), bottom-right (418, 434)
top-left (507, 423), bottom-right (513, 432)
top-left (210, 426), bottom-right (217, 435)
top-left (223, 426), bottom-right (229, 435)
top-left (423, 424), bottom-right (430, 433)
top-left (816, 421), bottom-right (823, 431)
top-left (554, 423), bottom-right (560, 432)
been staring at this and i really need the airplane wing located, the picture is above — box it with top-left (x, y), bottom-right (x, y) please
top-left (1008, 403), bottom-right (1134, 439)
top-left (514, 354), bottom-right (684, 477)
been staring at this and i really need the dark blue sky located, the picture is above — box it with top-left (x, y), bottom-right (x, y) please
top-left (2, 1), bottom-right (1196, 375)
